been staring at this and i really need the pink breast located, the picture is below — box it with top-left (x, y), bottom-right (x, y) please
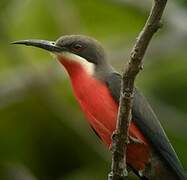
top-left (59, 58), bottom-right (117, 145)
top-left (59, 57), bottom-right (149, 147)
top-left (59, 57), bottom-right (151, 170)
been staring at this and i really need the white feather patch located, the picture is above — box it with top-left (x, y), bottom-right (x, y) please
top-left (57, 52), bottom-right (95, 75)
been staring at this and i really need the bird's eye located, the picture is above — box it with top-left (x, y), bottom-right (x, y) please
top-left (72, 43), bottom-right (83, 52)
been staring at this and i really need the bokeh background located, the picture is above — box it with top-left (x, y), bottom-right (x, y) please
top-left (0, 0), bottom-right (187, 179)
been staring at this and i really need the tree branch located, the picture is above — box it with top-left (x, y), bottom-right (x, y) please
top-left (108, 0), bottom-right (168, 179)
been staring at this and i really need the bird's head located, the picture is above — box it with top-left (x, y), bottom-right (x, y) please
top-left (12, 35), bottom-right (111, 77)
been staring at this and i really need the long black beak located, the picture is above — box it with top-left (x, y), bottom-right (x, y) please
top-left (11, 39), bottom-right (63, 53)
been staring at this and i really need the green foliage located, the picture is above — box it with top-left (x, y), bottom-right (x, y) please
top-left (177, 0), bottom-right (187, 6)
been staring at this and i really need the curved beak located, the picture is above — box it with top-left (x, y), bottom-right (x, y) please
top-left (11, 39), bottom-right (64, 53)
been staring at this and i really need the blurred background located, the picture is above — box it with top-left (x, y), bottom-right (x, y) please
top-left (0, 0), bottom-right (187, 179)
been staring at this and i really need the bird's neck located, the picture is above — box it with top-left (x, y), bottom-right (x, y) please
top-left (57, 52), bottom-right (95, 76)
top-left (58, 56), bottom-right (92, 80)
top-left (58, 56), bottom-right (97, 97)
top-left (58, 55), bottom-right (114, 94)
top-left (58, 56), bottom-right (118, 146)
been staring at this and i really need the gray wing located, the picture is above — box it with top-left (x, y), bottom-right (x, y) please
top-left (105, 72), bottom-right (186, 180)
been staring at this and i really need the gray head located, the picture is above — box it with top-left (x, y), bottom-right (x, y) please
top-left (55, 35), bottom-right (107, 65)
top-left (12, 35), bottom-right (113, 78)
top-left (12, 35), bottom-right (107, 65)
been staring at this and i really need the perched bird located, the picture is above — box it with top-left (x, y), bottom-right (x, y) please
top-left (12, 35), bottom-right (186, 180)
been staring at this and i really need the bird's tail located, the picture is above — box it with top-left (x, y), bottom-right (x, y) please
top-left (178, 171), bottom-right (187, 180)
top-left (139, 155), bottom-right (187, 180)
top-left (140, 170), bottom-right (187, 180)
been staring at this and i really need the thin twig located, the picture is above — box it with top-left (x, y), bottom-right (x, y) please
top-left (108, 0), bottom-right (168, 179)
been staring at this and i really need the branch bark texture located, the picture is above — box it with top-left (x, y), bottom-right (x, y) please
top-left (108, 0), bottom-right (168, 179)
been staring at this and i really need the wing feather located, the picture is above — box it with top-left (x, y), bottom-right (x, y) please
top-left (105, 72), bottom-right (186, 180)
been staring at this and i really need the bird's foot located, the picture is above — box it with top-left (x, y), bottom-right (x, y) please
top-left (129, 136), bottom-right (144, 144)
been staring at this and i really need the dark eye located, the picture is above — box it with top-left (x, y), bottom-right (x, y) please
top-left (72, 43), bottom-right (83, 52)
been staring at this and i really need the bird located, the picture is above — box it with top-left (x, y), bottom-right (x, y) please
top-left (12, 35), bottom-right (187, 180)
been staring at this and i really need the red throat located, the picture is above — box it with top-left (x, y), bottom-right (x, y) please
top-left (58, 56), bottom-right (117, 144)
top-left (58, 56), bottom-right (150, 171)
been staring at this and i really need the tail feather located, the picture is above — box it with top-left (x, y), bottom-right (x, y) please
top-left (139, 151), bottom-right (186, 180)
top-left (179, 171), bottom-right (187, 180)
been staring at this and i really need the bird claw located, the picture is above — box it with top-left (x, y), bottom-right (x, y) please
top-left (108, 136), bottom-right (143, 151)
top-left (129, 136), bottom-right (143, 144)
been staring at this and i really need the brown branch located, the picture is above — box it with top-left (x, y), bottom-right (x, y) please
top-left (108, 0), bottom-right (168, 179)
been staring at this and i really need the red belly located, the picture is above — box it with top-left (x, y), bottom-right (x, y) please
top-left (60, 58), bottom-right (150, 171)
